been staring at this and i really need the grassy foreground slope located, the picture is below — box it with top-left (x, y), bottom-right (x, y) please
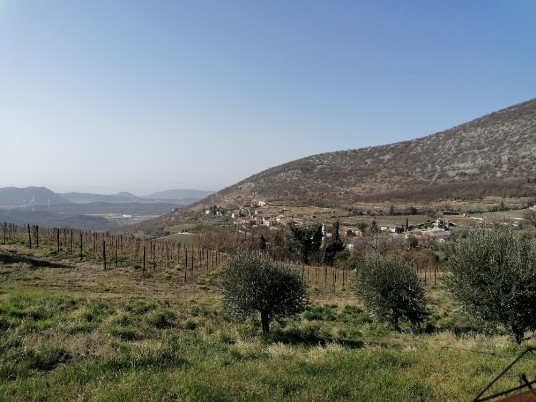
top-left (1, 245), bottom-right (535, 401)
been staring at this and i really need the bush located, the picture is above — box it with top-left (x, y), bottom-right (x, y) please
top-left (353, 254), bottom-right (428, 331)
top-left (302, 305), bottom-right (337, 321)
top-left (446, 230), bottom-right (536, 343)
top-left (222, 249), bottom-right (309, 334)
top-left (147, 309), bottom-right (176, 329)
top-left (523, 209), bottom-right (536, 228)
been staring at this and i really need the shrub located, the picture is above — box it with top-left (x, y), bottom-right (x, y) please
top-left (302, 305), bottom-right (337, 321)
top-left (446, 230), bottom-right (536, 343)
top-left (523, 209), bottom-right (536, 228)
top-left (406, 236), bottom-right (419, 249)
top-left (352, 254), bottom-right (428, 331)
top-left (222, 249), bottom-right (309, 334)
top-left (147, 309), bottom-right (176, 329)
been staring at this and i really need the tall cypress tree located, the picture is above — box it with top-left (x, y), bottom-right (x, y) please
top-left (324, 221), bottom-right (345, 266)
top-left (290, 223), bottom-right (323, 265)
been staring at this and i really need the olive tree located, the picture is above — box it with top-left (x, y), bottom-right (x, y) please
top-left (353, 254), bottom-right (428, 331)
top-left (222, 249), bottom-right (309, 335)
top-left (447, 230), bottom-right (536, 343)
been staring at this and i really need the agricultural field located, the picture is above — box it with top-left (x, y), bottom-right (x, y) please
top-left (1, 240), bottom-right (535, 401)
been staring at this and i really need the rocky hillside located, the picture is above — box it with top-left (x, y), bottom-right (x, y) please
top-left (199, 99), bottom-right (536, 207)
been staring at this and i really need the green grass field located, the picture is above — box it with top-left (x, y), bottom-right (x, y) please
top-left (1, 244), bottom-right (535, 401)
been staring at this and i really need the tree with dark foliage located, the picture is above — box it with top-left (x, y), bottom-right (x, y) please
top-left (290, 223), bottom-right (323, 265)
top-left (324, 221), bottom-right (345, 266)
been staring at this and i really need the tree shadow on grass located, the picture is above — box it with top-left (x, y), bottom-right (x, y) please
top-left (0, 252), bottom-right (72, 268)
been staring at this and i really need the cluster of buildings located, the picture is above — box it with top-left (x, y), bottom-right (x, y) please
top-left (203, 200), bottom-right (455, 247)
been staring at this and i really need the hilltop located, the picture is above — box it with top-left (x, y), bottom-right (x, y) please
top-left (60, 192), bottom-right (144, 204)
top-left (142, 189), bottom-right (214, 203)
top-left (197, 99), bottom-right (536, 208)
top-left (0, 187), bottom-right (71, 208)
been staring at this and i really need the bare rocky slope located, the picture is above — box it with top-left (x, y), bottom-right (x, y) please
top-left (196, 98), bottom-right (536, 208)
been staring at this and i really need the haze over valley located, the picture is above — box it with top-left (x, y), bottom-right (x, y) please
top-left (0, 187), bottom-right (214, 230)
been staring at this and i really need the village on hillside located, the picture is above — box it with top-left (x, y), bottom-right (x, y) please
top-left (199, 199), bottom-right (484, 248)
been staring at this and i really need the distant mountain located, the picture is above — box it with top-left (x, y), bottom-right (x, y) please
top-left (0, 210), bottom-right (116, 231)
top-left (61, 192), bottom-right (145, 204)
top-left (0, 187), bottom-right (188, 231)
top-left (44, 201), bottom-right (182, 215)
top-left (60, 189), bottom-right (214, 204)
top-left (0, 187), bottom-right (71, 208)
top-left (194, 98), bottom-right (536, 208)
top-left (142, 189), bottom-right (214, 202)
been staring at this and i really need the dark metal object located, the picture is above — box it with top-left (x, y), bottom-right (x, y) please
top-left (474, 347), bottom-right (536, 402)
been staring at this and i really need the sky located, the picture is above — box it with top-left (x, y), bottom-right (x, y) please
top-left (1, 0), bottom-right (535, 195)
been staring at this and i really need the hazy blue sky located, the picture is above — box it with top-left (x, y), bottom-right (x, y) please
top-left (1, 1), bottom-right (535, 195)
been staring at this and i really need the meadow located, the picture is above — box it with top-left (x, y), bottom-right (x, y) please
top-left (1, 241), bottom-right (535, 402)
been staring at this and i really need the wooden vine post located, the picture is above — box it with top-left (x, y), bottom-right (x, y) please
top-left (142, 246), bottom-right (146, 276)
top-left (152, 241), bottom-right (156, 271)
top-left (191, 247), bottom-right (194, 276)
top-left (79, 232), bottom-right (83, 261)
top-left (184, 247), bottom-right (188, 282)
top-left (102, 240), bottom-right (107, 270)
top-left (27, 224), bottom-right (32, 249)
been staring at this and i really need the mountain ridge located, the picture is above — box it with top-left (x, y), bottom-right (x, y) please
top-left (0, 187), bottom-right (212, 230)
top-left (142, 189), bottom-right (214, 201)
top-left (61, 192), bottom-right (144, 204)
top-left (195, 98), bottom-right (536, 208)
top-left (0, 187), bottom-right (71, 208)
